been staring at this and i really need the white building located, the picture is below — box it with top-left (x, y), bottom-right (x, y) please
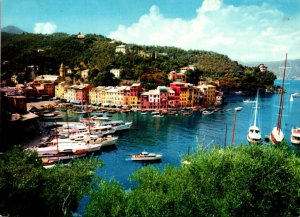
top-left (110, 68), bottom-right (121, 78)
top-left (115, 45), bottom-right (127, 54)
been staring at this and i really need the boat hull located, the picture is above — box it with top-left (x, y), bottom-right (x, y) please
top-left (270, 127), bottom-right (284, 144)
top-left (291, 128), bottom-right (300, 145)
top-left (131, 154), bottom-right (162, 161)
top-left (247, 126), bottom-right (261, 144)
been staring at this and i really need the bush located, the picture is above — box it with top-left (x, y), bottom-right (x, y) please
top-left (85, 143), bottom-right (300, 217)
top-left (0, 146), bottom-right (100, 216)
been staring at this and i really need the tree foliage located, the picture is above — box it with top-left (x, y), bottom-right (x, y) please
top-left (0, 146), bottom-right (100, 216)
top-left (1, 33), bottom-right (276, 91)
top-left (85, 143), bottom-right (300, 217)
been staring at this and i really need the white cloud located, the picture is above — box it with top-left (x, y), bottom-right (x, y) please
top-left (34, 22), bottom-right (57, 34)
top-left (109, 1), bottom-right (300, 62)
top-left (198, 0), bottom-right (222, 13)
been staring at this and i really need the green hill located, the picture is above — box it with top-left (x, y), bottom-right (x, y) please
top-left (1, 33), bottom-right (276, 91)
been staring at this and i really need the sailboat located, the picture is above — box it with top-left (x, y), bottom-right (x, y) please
top-left (291, 127), bottom-right (300, 145)
top-left (270, 53), bottom-right (288, 144)
top-left (247, 89), bottom-right (261, 143)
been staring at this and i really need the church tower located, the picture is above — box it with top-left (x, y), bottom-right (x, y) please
top-left (59, 63), bottom-right (65, 80)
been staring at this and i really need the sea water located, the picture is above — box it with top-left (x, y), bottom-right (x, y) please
top-left (73, 80), bottom-right (300, 215)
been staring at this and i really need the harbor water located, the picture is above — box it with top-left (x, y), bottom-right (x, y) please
top-left (61, 80), bottom-right (300, 188)
top-left (68, 80), bottom-right (300, 214)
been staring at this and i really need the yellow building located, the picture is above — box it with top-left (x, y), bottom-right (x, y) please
top-left (197, 83), bottom-right (216, 106)
top-left (171, 82), bottom-right (195, 107)
top-left (55, 81), bottom-right (69, 99)
top-left (89, 86), bottom-right (106, 105)
top-left (89, 88), bottom-right (97, 104)
top-left (105, 86), bottom-right (126, 106)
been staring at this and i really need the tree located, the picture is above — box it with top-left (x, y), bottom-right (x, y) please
top-left (0, 146), bottom-right (100, 216)
top-left (85, 143), bottom-right (300, 217)
top-left (93, 71), bottom-right (120, 86)
top-left (185, 68), bottom-right (203, 85)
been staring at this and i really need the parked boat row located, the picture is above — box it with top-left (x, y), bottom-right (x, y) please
top-left (246, 54), bottom-right (299, 146)
top-left (29, 112), bottom-right (134, 167)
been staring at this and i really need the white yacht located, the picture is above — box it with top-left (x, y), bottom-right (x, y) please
top-left (247, 90), bottom-right (262, 143)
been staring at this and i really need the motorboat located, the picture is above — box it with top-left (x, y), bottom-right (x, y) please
top-left (270, 53), bottom-right (287, 144)
top-left (100, 120), bottom-right (132, 131)
top-left (98, 135), bottom-right (119, 147)
top-left (291, 128), bottom-right (300, 145)
top-left (34, 141), bottom-right (89, 157)
top-left (202, 110), bottom-right (214, 115)
top-left (91, 125), bottom-right (116, 136)
top-left (234, 107), bottom-right (243, 112)
top-left (153, 114), bottom-right (164, 117)
top-left (41, 152), bottom-right (87, 168)
top-left (243, 99), bottom-right (255, 103)
top-left (247, 90), bottom-right (262, 143)
top-left (131, 151), bottom-right (162, 161)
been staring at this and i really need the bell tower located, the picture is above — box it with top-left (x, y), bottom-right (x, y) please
top-left (59, 63), bottom-right (65, 80)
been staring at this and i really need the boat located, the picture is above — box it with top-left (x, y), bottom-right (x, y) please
top-left (243, 99), bottom-right (256, 103)
top-left (131, 151), bottom-right (162, 161)
top-left (100, 120), bottom-right (132, 131)
top-left (182, 111), bottom-right (191, 116)
top-left (98, 135), bottom-right (119, 147)
top-left (234, 107), bottom-right (243, 111)
top-left (33, 141), bottom-right (89, 157)
top-left (41, 152), bottom-right (87, 168)
top-left (247, 90), bottom-right (261, 143)
top-left (153, 114), bottom-right (164, 117)
top-left (291, 128), bottom-right (300, 145)
top-left (270, 53), bottom-right (288, 144)
top-left (91, 125), bottom-right (116, 136)
top-left (202, 110), bottom-right (214, 115)
top-left (290, 93), bottom-right (300, 102)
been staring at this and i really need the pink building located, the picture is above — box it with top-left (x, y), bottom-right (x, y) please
top-left (75, 84), bottom-right (93, 103)
top-left (169, 83), bottom-right (183, 108)
top-left (168, 71), bottom-right (186, 83)
top-left (43, 83), bottom-right (55, 97)
top-left (140, 86), bottom-right (170, 110)
top-left (130, 83), bottom-right (142, 97)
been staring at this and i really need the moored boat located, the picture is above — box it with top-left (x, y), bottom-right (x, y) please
top-left (234, 107), bottom-right (243, 112)
top-left (100, 120), bottom-right (132, 131)
top-left (270, 53), bottom-right (288, 144)
top-left (243, 99), bottom-right (255, 103)
top-left (247, 90), bottom-right (262, 144)
top-left (202, 110), bottom-right (214, 115)
top-left (291, 128), bottom-right (300, 145)
top-left (131, 151), bottom-right (162, 161)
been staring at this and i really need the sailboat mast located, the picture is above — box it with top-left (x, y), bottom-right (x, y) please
top-left (253, 90), bottom-right (259, 127)
top-left (277, 53), bottom-right (288, 131)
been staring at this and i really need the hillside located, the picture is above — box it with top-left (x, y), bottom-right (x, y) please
top-left (1, 32), bottom-right (276, 91)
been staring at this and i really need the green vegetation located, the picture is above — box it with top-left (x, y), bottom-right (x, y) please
top-left (1, 143), bottom-right (299, 216)
top-left (85, 143), bottom-right (300, 217)
top-left (0, 146), bottom-right (100, 216)
top-left (1, 33), bottom-right (276, 91)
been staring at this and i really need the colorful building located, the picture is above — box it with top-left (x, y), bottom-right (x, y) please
top-left (197, 83), bottom-right (216, 106)
top-left (89, 86), bottom-right (106, 105)
top-left (123, 83), bottom-right (142, 108)
top-left (55, 81), bottom-right (69, 99)
top-left (105, 86), bottom-right (126, 106)
top-left (168, 71), bottom-right (186, 83)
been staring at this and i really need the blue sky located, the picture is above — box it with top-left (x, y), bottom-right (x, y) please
top-left (2, 0), bottom-right (300, 62)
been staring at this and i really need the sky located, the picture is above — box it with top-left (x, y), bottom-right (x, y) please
top-left (2, 0), bottom-right (300, 62)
